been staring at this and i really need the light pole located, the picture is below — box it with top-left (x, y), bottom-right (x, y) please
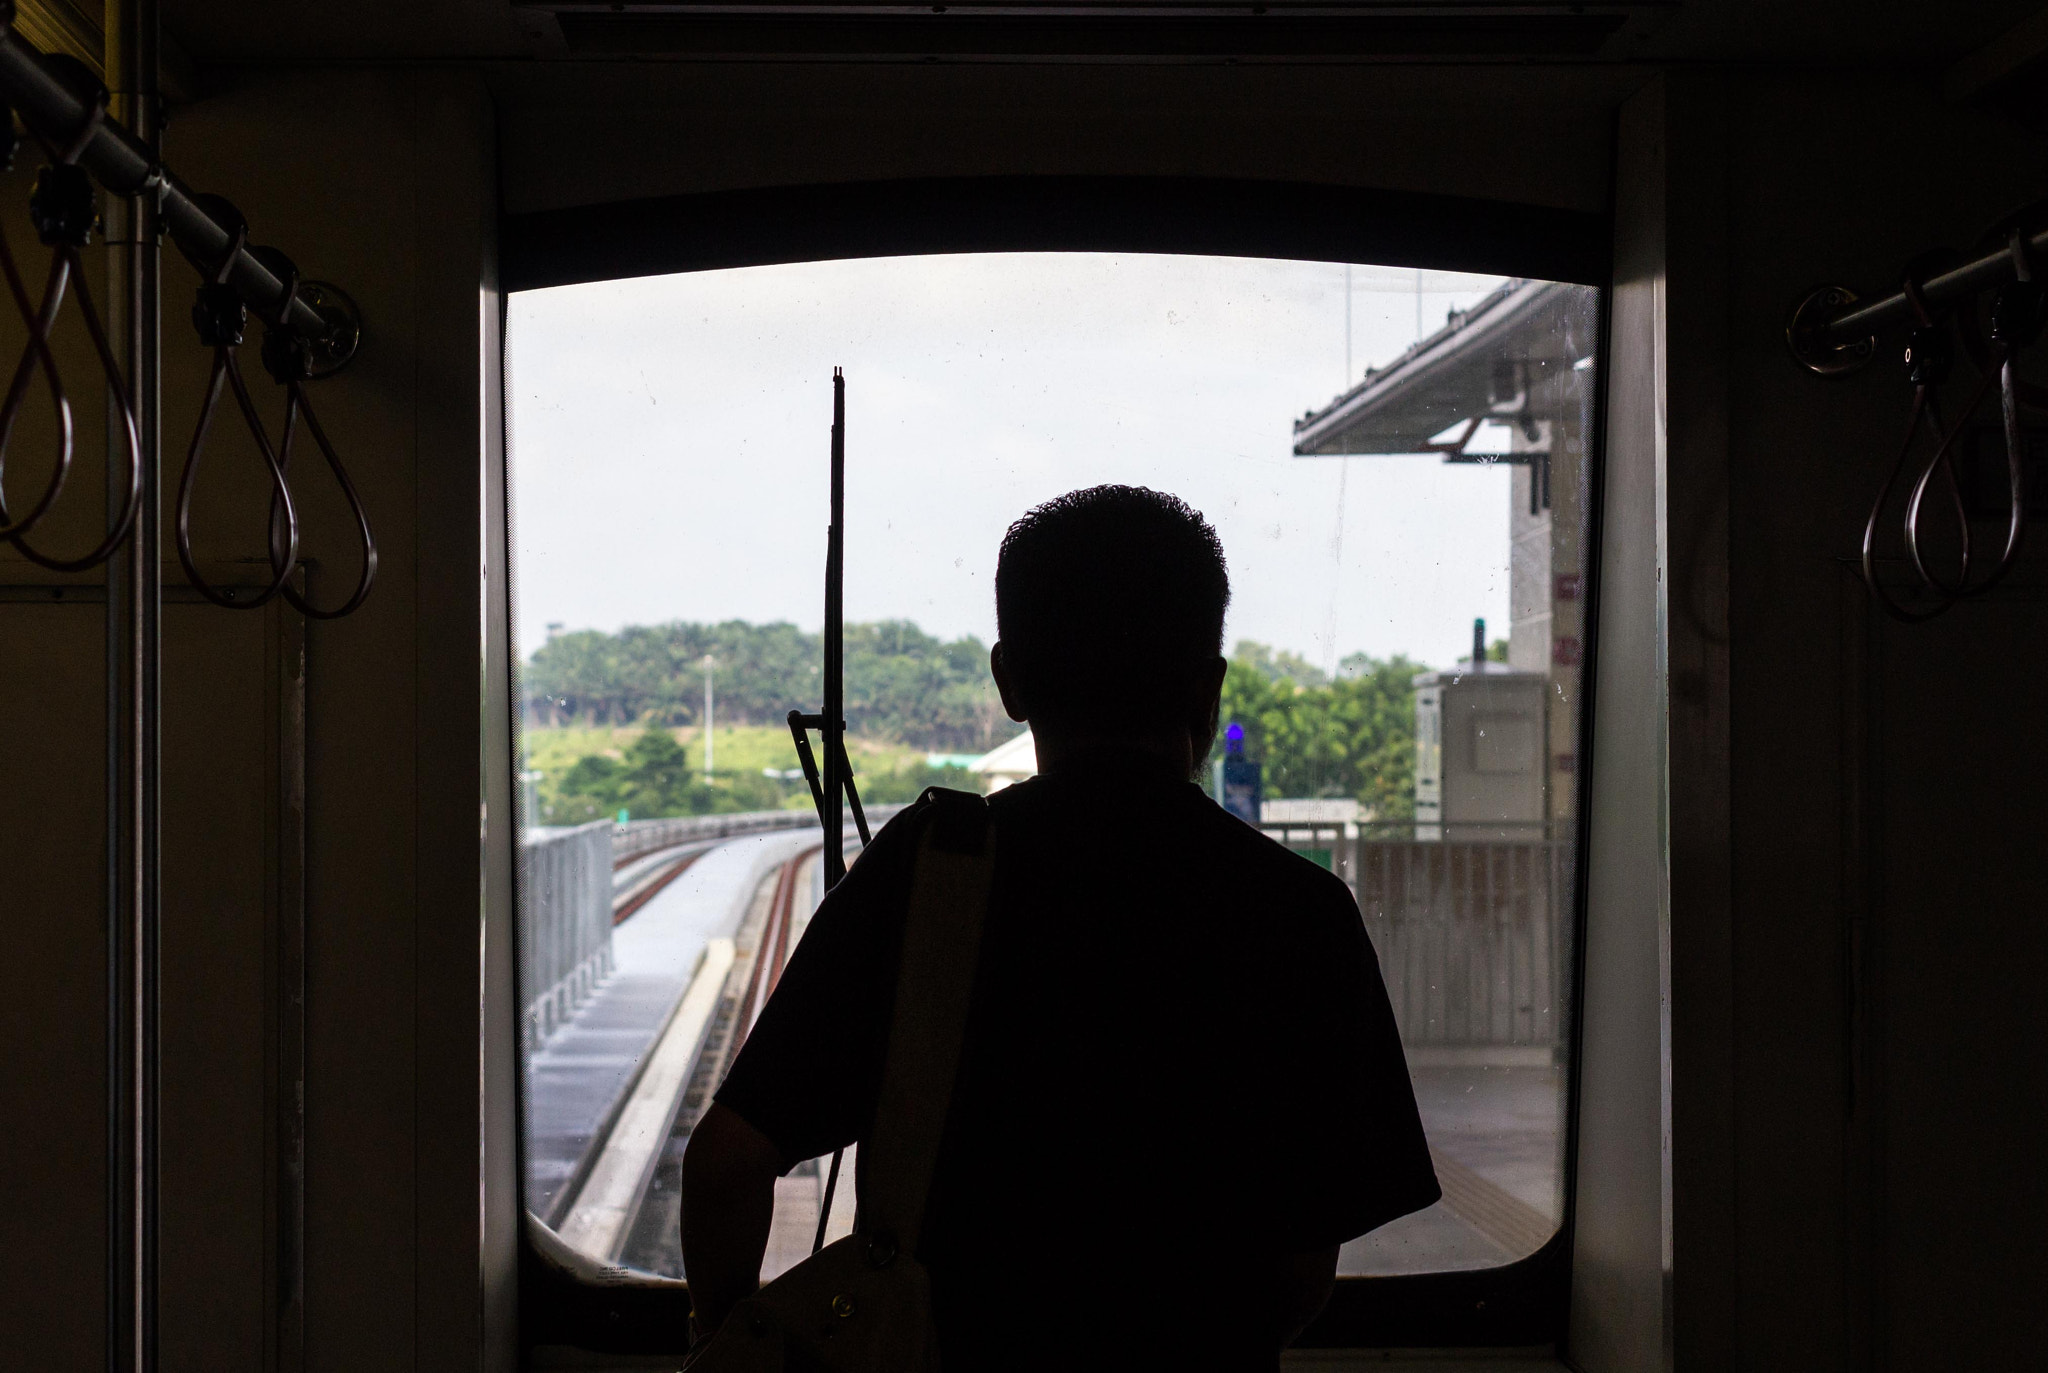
top-left (701, 654), bottom-right (716, 780)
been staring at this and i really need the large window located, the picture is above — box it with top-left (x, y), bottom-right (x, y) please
top-left (507, 252), bottom-right (1598, 1298)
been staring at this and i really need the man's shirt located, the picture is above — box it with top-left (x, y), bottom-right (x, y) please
top-left (713, 755), bottom-right (1439, 1367)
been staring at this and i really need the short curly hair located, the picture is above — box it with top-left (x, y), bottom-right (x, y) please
top-left (995, 485), bottom-right (1230, 727)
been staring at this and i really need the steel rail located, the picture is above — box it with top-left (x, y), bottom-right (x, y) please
top-left (0, 20), bottom-right (338, 343)
top-left (1824, 223), bottom-right (2048, 343)
top-left (611, 845), bottom-right (709, 925)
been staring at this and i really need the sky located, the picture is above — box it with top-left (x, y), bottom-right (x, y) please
top-left (507, 253), bottom-right (1523, 674)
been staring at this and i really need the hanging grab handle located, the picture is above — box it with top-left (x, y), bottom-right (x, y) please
top-left (173, 228), bottom-right (376, 619)
top-left (173, 202), bottom-right (300, 610)
top-left (1859, 272), bottom-right (1968, 622)
top-left (254, 249), bottom-right (377, 621)
top-left (1970, 232), bottom-right (2044, 595)
top-left (0, 77), bottom-right (143, 572)
top-left (1894, 274), bottom-right (1981, 602)
top-left (0, 38), bottom-right (374, 608)
top-left (1802, 202), bottom-right (2046, 625)
top-left (1861, 386), bottom-right (1955, 624)
top-left (0, 113), bottom-right (76, 543)
top-left (1856, 250), bottom-right (2040, 623)
top-left (1928, 224), bottom-right (2043, 601)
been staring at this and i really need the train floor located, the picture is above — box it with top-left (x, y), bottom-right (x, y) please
top-left (623, 1065), bottom-right (1561, 1279)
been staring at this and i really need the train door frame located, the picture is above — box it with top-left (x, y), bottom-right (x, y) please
top-left (493, 174), bottom-right (1611, 1358)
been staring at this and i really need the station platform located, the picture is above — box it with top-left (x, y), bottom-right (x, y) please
top-left (1341, 1061), bottom-right (1564, 1273)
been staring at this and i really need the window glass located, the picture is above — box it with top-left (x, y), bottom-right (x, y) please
top-left (507, 255), bottom-right (1597, 1278)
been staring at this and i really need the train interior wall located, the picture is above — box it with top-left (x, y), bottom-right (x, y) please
top-left (1581, 68), bottom-right (2048, 1369)
top-left (0, 69), bottom-right (514, 1370)
top-left (0, 14), bottom-right (2044, 1371)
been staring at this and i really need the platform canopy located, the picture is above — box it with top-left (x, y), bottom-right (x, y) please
top-left (969, 728), bottom-right (1039, 791)
top-left (1292, 277), bottom-right (1589, 457)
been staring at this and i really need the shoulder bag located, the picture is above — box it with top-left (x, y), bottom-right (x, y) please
top-left (682, 788), bottom-right (994, 1373)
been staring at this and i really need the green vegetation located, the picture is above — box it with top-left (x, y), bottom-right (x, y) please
top-left (549, 728), bottom-right (709, 823)
top-left (522, 618), bottom-right (1015, 754)
top-left (522, 620), bottom-right (1426, 824)
top-left (523, 720), bottom-right (976, 824)
top-left (1211, 642), bottom-right (1425, 822)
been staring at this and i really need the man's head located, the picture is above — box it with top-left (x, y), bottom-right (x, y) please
top-left (992, 485), bottom-right (1230, 771)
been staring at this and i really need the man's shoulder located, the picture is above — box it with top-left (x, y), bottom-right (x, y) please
top-left (989, 777), bottom-right (1356, 904)
top-left (839, 793), bottom-right (939, 894)
top-left (857, 786), bottom-right (995, 878)
top-left (1178, 791), bottom-right (1351, 882)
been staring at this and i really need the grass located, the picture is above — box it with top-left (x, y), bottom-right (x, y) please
top-left (521, 722), bottom-right (945, 788)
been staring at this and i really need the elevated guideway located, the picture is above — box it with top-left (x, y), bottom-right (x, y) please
top-left (525, 829), bottom-right (824, 1228)
top-left (525, 805), bottom-right (1568, 1281)
top-left (522, 807), bottom-right (893, 1266)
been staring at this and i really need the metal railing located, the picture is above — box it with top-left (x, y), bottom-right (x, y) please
top-left (520, 821), bottom-right (615, 1046)
top-left (611, 808), bottom-right (819, 866)
top-left (521, 804), bottom-right (910, 1047)
top-left (1352, 830), bottom-right (1572, 1049)
top-left (610, 803), bottom-right (907, 866)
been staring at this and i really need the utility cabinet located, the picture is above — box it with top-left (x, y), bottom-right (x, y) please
top-left (1413, 663), bottom-right (1549, 840)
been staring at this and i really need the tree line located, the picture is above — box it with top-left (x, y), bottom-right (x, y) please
top-left (526, 620), bottom-right (1427, 823)
top-left (523, 618), bottom-right (1017, 753)
top-left (538, 728), bottom-right (972, 825)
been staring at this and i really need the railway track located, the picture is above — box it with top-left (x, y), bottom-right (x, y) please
top-left (556, 837), bottom-right (852, 1274)
top-left (674, 843), bottom-right (819, 1147)
top-left (612, 842), bottom-right (715, 924)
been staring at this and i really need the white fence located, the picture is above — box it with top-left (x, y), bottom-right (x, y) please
top-left (520, 821), bottom-right (615, 1047)
top-left (1351, 832), bottom-right (1572, 1050)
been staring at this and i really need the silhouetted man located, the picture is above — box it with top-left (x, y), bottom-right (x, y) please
top-left (683, 485), bottom-right (1439, 1369)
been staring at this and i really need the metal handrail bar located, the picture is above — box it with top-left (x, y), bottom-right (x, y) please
top-left (0, 19), bottom-right (339, 344)
top-left (1823, 222), bottom-right (2048, 344)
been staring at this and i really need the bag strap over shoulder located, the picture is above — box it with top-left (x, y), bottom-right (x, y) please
top-left (857, 787), bottom-right (994, 1259)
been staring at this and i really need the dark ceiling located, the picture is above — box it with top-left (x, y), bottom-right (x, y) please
top-left (146, 1), bottom-right (2046, 75)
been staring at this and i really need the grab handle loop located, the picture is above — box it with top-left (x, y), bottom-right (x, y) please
top-left (1968, 231), bottom-right (2043, 597)
top-left (1861, 270), bottom-right (1967, 621)
top-left (1862, 382), bottom-right (1961, 624)
top-left (1, 78), bottom-right (144, 572)
top-left (0, 164), bottom-right (76, 542)
top-left (1862, 241), bottom-right (2044, 623)
top-left (1900, 376), bottom-right (1985, 600)
top-left (253, 247), bottom-right (378, 621)
top-left (173, 206), bottom-right (300, 610)
top-left (1957, 204), bottom-right (2048, 413)
top-left (1895, 272), bottom-right (1984, 599)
